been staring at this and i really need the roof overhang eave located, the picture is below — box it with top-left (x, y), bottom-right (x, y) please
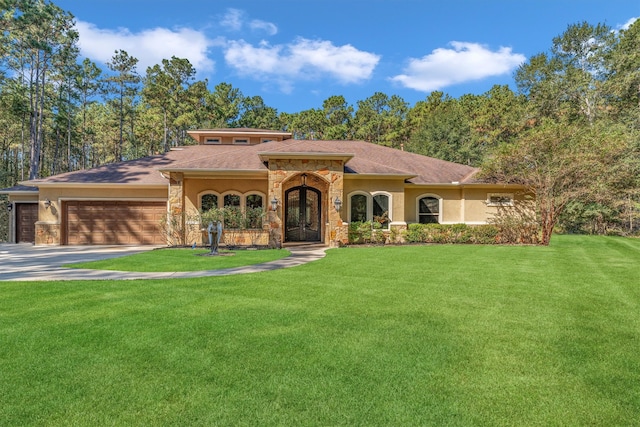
top-left (345, 173), bottom-right (416, 180)
top-left (20, 182), bottom-right (168, 189)
top-left (158, 168), bottom-right (268, 177)
top-left (259, 152), bottom-right (354, 162)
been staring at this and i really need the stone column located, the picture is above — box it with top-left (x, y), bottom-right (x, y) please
top-left (168, 172), bottom-right (184, 245)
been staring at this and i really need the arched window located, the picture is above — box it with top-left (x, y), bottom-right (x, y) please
top-left (350, 193), bottom-right (368, 222)
top-left (372, 193), bottom-right (390, 227)
top-left (418, 196), bottom-right (440, 224)
top-left (246, 194), bottom-right (263, 209)
top-left (200, 193), bottom-right (219, 212)
top-left (245, 194), bottom-right (264, 229)
top-left (223, 193), bottom-right (241, 207)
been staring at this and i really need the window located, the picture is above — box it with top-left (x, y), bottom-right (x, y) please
top-left (350, 194), bottom-right (367, 222)
top-left (373, 194), bottom-right (389, 227)
top-left (349, 192), bottom-right (392, 228)
top-left (487, 193), bottom-right (514, 207)
top-left (223, 193), bottom-right (242, 228)
top-left (204, 138), bottom-right (220, 145)
top-left (233, 138), bottom-right (249, 145)
top-left (224, 194), bottom-right (241, 207)
top-left (246, 194), bottom-right (263, 209)
top-left (245, 194), bottom-right (264, 229)
top-left (418, 196), bottom-right (440, 224)
top-left (200, 193), bottom-right (218, 211)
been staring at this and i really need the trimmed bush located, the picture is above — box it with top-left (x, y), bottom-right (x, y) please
top-left (402, 223), bottom-right (501, 245)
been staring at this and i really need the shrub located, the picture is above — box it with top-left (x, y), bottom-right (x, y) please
top-left (401, 223), bottom-right (502, 245)
top-left (348, 221), bottom-right (385, 244)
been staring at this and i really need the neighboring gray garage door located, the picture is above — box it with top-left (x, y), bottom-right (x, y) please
top-left (65, 201), bottom-right (166, 245)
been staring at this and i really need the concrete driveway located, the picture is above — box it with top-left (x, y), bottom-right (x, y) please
top-left (0, 243), bottom-right (327, 281)
top-left (0, 243), bottom-right (161, 281)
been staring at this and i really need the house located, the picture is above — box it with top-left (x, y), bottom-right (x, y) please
top-left (1, 128), bottom-right (522, 247)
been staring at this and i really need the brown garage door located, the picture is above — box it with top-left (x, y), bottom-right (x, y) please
top-left (16, 203), bottom-right (38, 243)
top-left (65, 201), bottom-right (166, 245)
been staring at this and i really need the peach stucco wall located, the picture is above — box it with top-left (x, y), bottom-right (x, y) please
top-left (183, 178), bottom-right (269, 214)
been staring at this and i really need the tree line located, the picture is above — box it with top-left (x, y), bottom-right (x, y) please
top-left (1, 0), bottom-right (639, 242)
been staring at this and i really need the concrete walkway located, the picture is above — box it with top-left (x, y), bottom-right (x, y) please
top-left (0, 244), bottom-right (327, 281)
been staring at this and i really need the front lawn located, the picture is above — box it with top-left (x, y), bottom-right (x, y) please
top-left (67, 248), bottom-right (290, 272)
top-left (1, 235), bottom-right (639, 425)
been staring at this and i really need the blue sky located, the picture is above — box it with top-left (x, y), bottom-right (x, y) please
top-left (54, 0), bottom-right (638, 114)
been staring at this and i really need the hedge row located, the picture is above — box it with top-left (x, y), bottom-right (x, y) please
top-left (403, 223), bottom-right (500, 244)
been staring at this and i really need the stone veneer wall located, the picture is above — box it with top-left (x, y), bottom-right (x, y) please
top-left (267, 158), bottom-right (349, 248)
top-left (35, 222), bottom-right (60, 245)
top-left (168, 172), bottom-right (184, 245)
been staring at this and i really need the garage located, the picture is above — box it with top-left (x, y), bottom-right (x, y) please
top-left (16, 203), bottom-right (38, 243)
top-left (64, 201), bottom-right (166, 245)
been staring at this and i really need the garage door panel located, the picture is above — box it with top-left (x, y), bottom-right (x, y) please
top-left (16, 203), bottom-right (38, 243)
top-left (65, 201), bottom-right (165, 245)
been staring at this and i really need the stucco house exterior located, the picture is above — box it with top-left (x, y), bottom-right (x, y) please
top-left (1, 128), bottom-right (522, 247)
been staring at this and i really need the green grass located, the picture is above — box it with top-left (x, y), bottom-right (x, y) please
top-left (1, 235), bottom-right (640, 426)
top-left (67, 248), bottom-right (290, 271)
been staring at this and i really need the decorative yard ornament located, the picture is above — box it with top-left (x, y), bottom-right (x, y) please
top-left (207, 221), bottom-right (223, 254)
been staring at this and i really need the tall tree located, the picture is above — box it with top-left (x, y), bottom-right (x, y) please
top-left (143, 56), bottom-right (203, 151)
top-left (282, 109), bottom-right (325, 139)
top-left (405, 93), bottom-right (476, 164)
top-left (516, 21), bottom-right (614, 124)
top-left (75, 58), bottom-right (102, 168)
top-left (322, 95), bottom-right (353, 139)
top-left (204, 82), bottom-right (242, 128)
top-left (0, 0), bottom-right (78, 179)
top-left (235, 95), bottom-right (279, 129)
top-left (105, 49), bottom-right (140, 161)
top-left (607, 18), bottom-right (640, 126)
top-left (353, 92), bottom-right (408, 147)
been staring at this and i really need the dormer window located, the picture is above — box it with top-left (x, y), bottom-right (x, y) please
top-left (205, 138), bottom-right (220, 145)
top-left (233, 138), bottom-right (249, 145)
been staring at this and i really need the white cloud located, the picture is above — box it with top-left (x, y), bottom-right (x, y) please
top-left (220, 9), bottom-right (278, 36)
top-left (390, 42), bottom-right (526, 92)
top-left (621, 17), bottom-right (638, 30)
top-left (75, 20), bottom-right (215, 73)
top-left (224, 38), bottom-right (380, 91)
top-left (220, 9), bottom-right (244, 32)
top-left (250, 19), bottom-right (278, 36)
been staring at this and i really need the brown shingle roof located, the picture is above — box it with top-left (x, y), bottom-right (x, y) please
top-left (25, 138), bottom-right (479, 186)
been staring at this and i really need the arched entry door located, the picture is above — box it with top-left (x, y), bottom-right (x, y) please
top-left (285, 186), bottom-right (321, 242)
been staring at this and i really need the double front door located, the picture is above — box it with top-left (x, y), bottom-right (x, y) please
top-left (285, 186), bottom-right (321, 242)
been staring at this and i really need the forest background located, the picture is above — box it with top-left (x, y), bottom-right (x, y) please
top-left (1, 0), bottom-right (640, 243)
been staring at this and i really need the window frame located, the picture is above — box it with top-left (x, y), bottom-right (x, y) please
top-left (372, 191), bottom-right (391, 229)
top-left (416, 194), bottom-right (442, 224)
top-left (487, 193), bottom-right (514, 207)
top-left (198, 191), bottom-right (220, 212)
top-left (204, 137), bottom-right (221, 145)
top-left (233, 138), bottom-right (249, 145)
top-left (348, 191), bottom-right (392, 229)
top-left (348, 191), bottom-right (369, 223)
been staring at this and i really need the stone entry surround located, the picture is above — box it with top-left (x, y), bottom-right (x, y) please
top-left (265, 156), bottom-right (349, 248)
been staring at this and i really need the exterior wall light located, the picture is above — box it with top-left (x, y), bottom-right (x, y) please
top-left (6, 202), bottom-right (12, 212)
top-left (334, 196), bottom-right (342, 211)
top-left (44, 198), bottom-right (51, 209)
top-left (271, 196), bottom-right (278, 211)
